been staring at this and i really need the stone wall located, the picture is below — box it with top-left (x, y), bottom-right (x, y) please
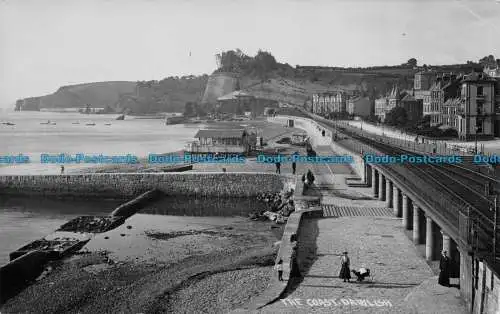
top-left (269, 115), bottom-right (365, 181)
top-left (471, 260), bottom-right (500, 314)
top-left (0, 172), bottom-right (284, 199)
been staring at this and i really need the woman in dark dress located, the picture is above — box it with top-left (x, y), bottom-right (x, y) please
top-left (339, 251), bottom-right (351, 282)
top-left (438, 250), bottom-right (450, 287)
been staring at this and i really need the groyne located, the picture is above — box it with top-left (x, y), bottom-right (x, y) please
top-left (0, 172), bottom-right (285, 199)
top-left (110, 189), bottom-right (164, 218)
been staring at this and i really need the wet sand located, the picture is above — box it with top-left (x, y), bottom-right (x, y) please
top-left (1, 216), bottom-right (285, 314)
top-left (0, 118), bottom-right (295, 312)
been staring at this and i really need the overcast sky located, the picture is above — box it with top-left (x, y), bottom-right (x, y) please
top-left (1, 0), bottom-right (499, 106)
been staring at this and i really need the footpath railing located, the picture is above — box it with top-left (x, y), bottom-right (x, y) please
top-left (303, 110), bottom-right (497, 159)
top-left (277, 112), bottom-right (497, 254)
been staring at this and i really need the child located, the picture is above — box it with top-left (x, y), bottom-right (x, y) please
top-left (275, 259), bottom-right (284, 281)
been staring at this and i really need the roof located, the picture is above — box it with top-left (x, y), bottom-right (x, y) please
top-left (389, 85), bottom-right (401, 98)
top-left (462, 71), bottom-right (496, 83)
top-left (349, 96), bottom-right (370, 103)
top-left (401, 94), bottom-right (416, 102)
top-left (443, 98), bottom-right (461, 107)
top-left (217, 90), bottom-right (254, 101)
top-left (194, 129), bottom-right (246, 138)
top-left (430, 81), bottom-right (442, 91)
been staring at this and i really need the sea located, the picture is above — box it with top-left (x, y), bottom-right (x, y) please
top-left (0, 111), bottom-right (219, 265)
top-left (0, 111), bottom-right (199, 174)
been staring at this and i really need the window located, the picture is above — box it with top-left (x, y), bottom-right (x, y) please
top-left (477, 86), bottom-right (484, 96)
top-left (475, 259), bottom-right (479, 289)
top-left (476, 119), bottom-right (483, 133)
top-left (477, 103), bottom-right (483, 115)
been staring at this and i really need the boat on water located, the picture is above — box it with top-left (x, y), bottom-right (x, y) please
top-left (115, 114), bottom-right (125, 121)
top-left (40, 120), bottom-right (51, 125)
top-left (1, 122), bottom-right (15, 126)
top-left (105, 123), bottom-right (111, 126)
top-left (165, 116), bottom-right (187, 125)
top-left (72, 122), bottom-right (80, 125)
top-left (85, 123), bottom-right (96, 126)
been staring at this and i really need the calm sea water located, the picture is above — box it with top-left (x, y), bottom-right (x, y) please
top-left (0, 111), bottom-right (210, 265)
top-left (0, 196), bottom-right (124, 265)
top-left (0, 196), bottom-right (263, 265)
top-left (0, 111), bottom-right (200, 174)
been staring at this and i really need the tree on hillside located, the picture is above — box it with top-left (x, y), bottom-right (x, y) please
top-left (385, 107), bottom-right (408, 126)
top-left (479, 55), bottom-right (496, 67)
top-left (407, 58), bottom-right (417, 67)
top-left (184, 102), bottom-right (196, 117)
top-left (194, 103), bottom-right (207, 117)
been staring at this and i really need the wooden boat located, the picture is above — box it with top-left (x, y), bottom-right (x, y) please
top-left (105, 123), bottom-right (111, 126)
top-left (9, 238), bottom-right (90, 261)
top-left (2, 122), bottom-right (15, 126)
top-left (72, 122), bottom-right (80, 124)
top-left (165, 116), bottom-right (187, 125)
top-left (115, 114), bottom-right (125, 120)
top-left (40, 120), bottom-right (51, 125)
top-left (85, 123), bottom-right (96, 126)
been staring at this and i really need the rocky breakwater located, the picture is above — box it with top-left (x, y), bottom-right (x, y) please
top-left (0, 173), bottom-right (285, 199)
top-left (249, 190), bottom-right (295, 224)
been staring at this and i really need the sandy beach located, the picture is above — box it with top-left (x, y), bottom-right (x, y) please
top-left (0, 215), bottom-right (285, 314)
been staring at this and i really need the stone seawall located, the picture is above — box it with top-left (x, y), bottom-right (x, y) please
top-left (269, 115), bottom-right (365, 181)
top-left (0, 172), bottom-right (284, 199)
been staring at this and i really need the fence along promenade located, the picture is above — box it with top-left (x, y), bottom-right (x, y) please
top-left (280, 111), bottom-right (500, 274)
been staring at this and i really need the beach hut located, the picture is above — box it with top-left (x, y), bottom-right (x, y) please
top-left (188, 129), bottom-right (257, 154)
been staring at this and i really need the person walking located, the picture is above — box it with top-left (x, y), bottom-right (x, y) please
top-left (438, 251), bottom-right (450, 287)
top-left (306, 169), bottom-right (315, 185)
top-left (292, 161), bottom-right (296, 174)
top-left (339, 251), bottom-right (351, 282)
top-left (290, 246), bottom-right (301, 278)
top-left (275, 161), bottom-right (281, 174)
top-left (275, 259), bottom-right (284, 281)
top-left (60, 165), bottom-right (65, 174)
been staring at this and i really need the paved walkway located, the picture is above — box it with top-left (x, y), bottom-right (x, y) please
top-left (257, 217), bottom-right (435, 313)
top-left (322, 205), bottom-right (393, 217)
top-left (252, 132), bottom-right (468, 314)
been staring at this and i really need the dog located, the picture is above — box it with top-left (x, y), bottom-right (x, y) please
top-left (352, 268), bottom-right (371, 282)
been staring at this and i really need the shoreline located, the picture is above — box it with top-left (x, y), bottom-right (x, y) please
top-left (0, 118), bottom-right (303, 312)
top-left (0, 216), bottom-right (285, 313)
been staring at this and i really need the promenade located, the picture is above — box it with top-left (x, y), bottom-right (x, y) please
top-left (255, 140), bottom-right (468, 313)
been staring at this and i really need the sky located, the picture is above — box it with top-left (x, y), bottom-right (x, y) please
top-left (1, 0), bottom-right (500, 107)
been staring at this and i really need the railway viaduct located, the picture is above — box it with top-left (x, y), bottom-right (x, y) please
top-left (274, 112), bottom-right (500, 313)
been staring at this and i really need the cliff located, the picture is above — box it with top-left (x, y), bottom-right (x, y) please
top-left (16, 75), bottom-right (209, 114)
top-left (16, 81), bottom-right (136, 111)
top-left (201, 72), bottom-right (240, 104)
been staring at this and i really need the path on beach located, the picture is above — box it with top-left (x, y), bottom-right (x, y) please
top-left (255, 141), bottom-right (468, 313)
